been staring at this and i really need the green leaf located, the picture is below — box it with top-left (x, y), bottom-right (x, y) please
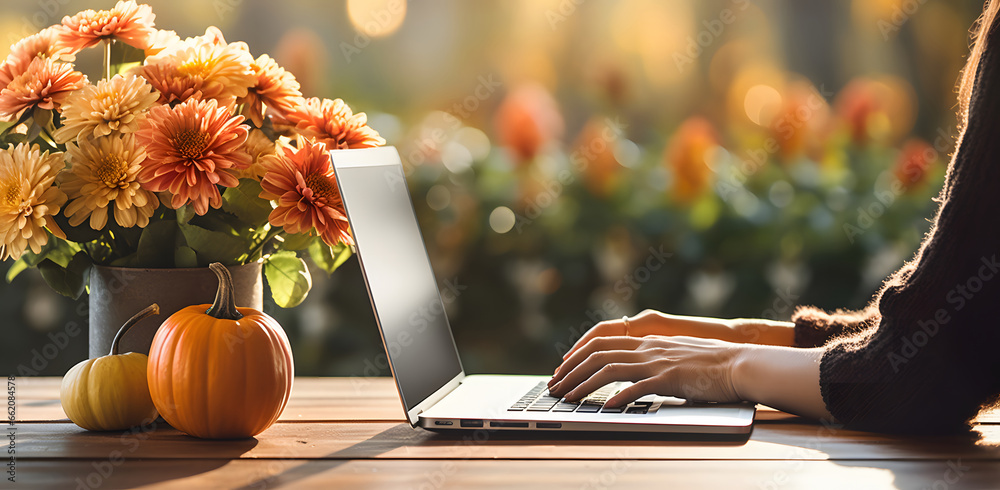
top-left (309, 239), bottom-right (352, 275)
top-left (136, 219), bottom-right (177, 268)
top-left (174, 246), bottom-right (198, 268)
top-left (178, 222), bottom-right (249, 265)
top-left (281, 232), bottom-right (315, 251)
top-left (36, 252), bottom-right (91, 299)
top-left (222, 179), bottom-right (272, 224)
top-left (110, 253), bottom-right (137, 267)
top-left (176, 205), bottom-right (195, 225)
top-left (264, 251), bottom-right (311, 308)
top-left (20, 236), bottom-right (78, 268)
top-left (5, 257), bottom-right (29, 283)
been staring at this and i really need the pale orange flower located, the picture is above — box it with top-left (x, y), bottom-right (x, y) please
top-left (0, 143), bottom-right (67, 261)
top-left (259, 138), bottom-right (352, 247)
top-left (0, 57), bottom-right (87, 121)
top-left (0, 26), bottom-right (76, 90)
top-left (494, 84), bottom-right (564, 164)
top-left (60, 0), bottom-right (156, 53)
top-left (61, 134), bottom-right (157, 229)
top-left (54, 74), bottom-right (159, 143)
top-left (238, 54), bottom-right (302, 127)
top-left (136, 98), bottom-right (251, 215)
top-left (144, 29), bottom-right (181, 57)
top-left (140, 30), bottom-right (255, 106)
top-left (665, 117), bottom-right (718, 204)
top-left (276, 97), bottom-right (384, 150)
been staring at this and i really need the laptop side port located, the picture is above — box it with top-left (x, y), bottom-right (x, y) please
top-left (460, 419), bottom-right (483, 428)
top-left (536, 422), bottom-right (562, 429)
top-left (434, 420), bottom-right (453, 426)
top-left (490, 421), bottom-right (529, 428)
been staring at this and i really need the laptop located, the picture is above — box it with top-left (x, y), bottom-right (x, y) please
top-left (331, 146), bottom-right (756, 434)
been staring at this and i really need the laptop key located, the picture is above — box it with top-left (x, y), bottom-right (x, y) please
top-left (601, 405), bottom-right (626, 413)
top-left (575, 404), bottom-right (601, 413)
top-left (551, 403), bottom-right (580, 412)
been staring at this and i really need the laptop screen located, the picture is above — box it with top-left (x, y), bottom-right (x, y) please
top-left (332, 148), bottom-right (464, 412)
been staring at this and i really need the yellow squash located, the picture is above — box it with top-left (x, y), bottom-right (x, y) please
top-left (60, 304), bottom-right (160, 431)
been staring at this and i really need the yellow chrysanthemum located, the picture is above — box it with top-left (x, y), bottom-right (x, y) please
top-left (61, 134), bottom-right (157, 230)
top-left (54, 74), bottom-right (159, 144)
top-left (0, 143), bottom-right (67, 261)
top-left (236, 128), bottom-right (278, 180)
top-left (140, 29), bottom-right (255, 106)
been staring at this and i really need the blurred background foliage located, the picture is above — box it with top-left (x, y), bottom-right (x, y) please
top-left (0, 0), bottom-right (985, 376)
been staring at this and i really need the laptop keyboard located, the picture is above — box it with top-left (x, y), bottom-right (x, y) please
top-left (508, 382), bottom-right (661, 414)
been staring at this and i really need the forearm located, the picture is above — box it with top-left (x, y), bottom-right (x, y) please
top-left (645, 314), bottom-right (795, 346)
top-left (732, 344), bottom-right (833, 421)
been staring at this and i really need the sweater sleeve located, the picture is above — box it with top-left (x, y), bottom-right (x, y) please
top-left (815, 28), bottom-right (1000, 434)
top-left (790, 305), bottom-right (880, 348)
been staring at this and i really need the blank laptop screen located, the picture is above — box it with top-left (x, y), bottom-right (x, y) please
top-left (332, 148), bottom-right (464, 412)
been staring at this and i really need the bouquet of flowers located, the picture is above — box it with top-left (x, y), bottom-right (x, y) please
top-left (0, 1), bottom-right (385, 307)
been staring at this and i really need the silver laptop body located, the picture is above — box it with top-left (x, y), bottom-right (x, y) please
top-left (331, 146), bottom-right (755, 435)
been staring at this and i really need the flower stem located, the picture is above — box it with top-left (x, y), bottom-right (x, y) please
top-left (103, 39), bottom-right (112, 80)
top-left (110, 304), bottom-right (160, 356)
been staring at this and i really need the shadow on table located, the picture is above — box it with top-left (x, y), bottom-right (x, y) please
top-left (235, 423), bottom-right (751, 489)
top-left (51, 427), bottom-right (259, 490)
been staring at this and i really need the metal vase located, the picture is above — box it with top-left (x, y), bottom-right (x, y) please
top-left (87, 263), bottom-right (264, 358)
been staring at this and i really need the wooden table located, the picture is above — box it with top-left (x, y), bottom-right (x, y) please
top-left (11, 377), bottom-right (1000, 489)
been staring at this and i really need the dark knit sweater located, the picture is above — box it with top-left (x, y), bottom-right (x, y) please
top-left (791, 24), bottom-right (1000, 434)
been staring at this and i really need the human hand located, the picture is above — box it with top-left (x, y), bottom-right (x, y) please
top-left (562, 311), bottom-right (795, 362)
top-left (561, 310), bottom-right (736, 360)
top-left (548, 335), bottom-right (748, 407)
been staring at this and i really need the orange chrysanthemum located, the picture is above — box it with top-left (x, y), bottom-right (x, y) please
top-left (0, 57), bottom-right (87, 121)
top-left (238, 54), bottom-right (302, 127)
top-left (140, 30), bottom-right (255, 106)
top-left (0, 26), bottom-right (75, 90)
top-left (136, 98), bottom-right (251, 215)
top-left (60, 0), bottom-right (156, 52)
top-left (0, 143), bottom-right (67, 261)
top-left (276, 97), bottom-right (385, 150)
top-left (259, 138), bottom-right (352, 247)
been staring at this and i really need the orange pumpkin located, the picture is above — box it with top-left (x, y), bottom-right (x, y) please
top-left (147, 263), bottom-right (293, 439)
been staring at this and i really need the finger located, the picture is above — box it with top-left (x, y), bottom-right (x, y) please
top-left (563, 320), bottom-right (627, 360)
top-left (549, 350), bottom-right (647, 396)
top-left (562, 361), bottom-right (657, 402)
top-left (550, 336), bottom-right (642, 387)
top-left (605, 378), bottom-right (660, 407)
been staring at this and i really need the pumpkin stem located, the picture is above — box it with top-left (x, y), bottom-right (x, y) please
top-left (110, 303), bottom-right (160, 356)
top-left (206, 262), bottom-right (245, 321)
